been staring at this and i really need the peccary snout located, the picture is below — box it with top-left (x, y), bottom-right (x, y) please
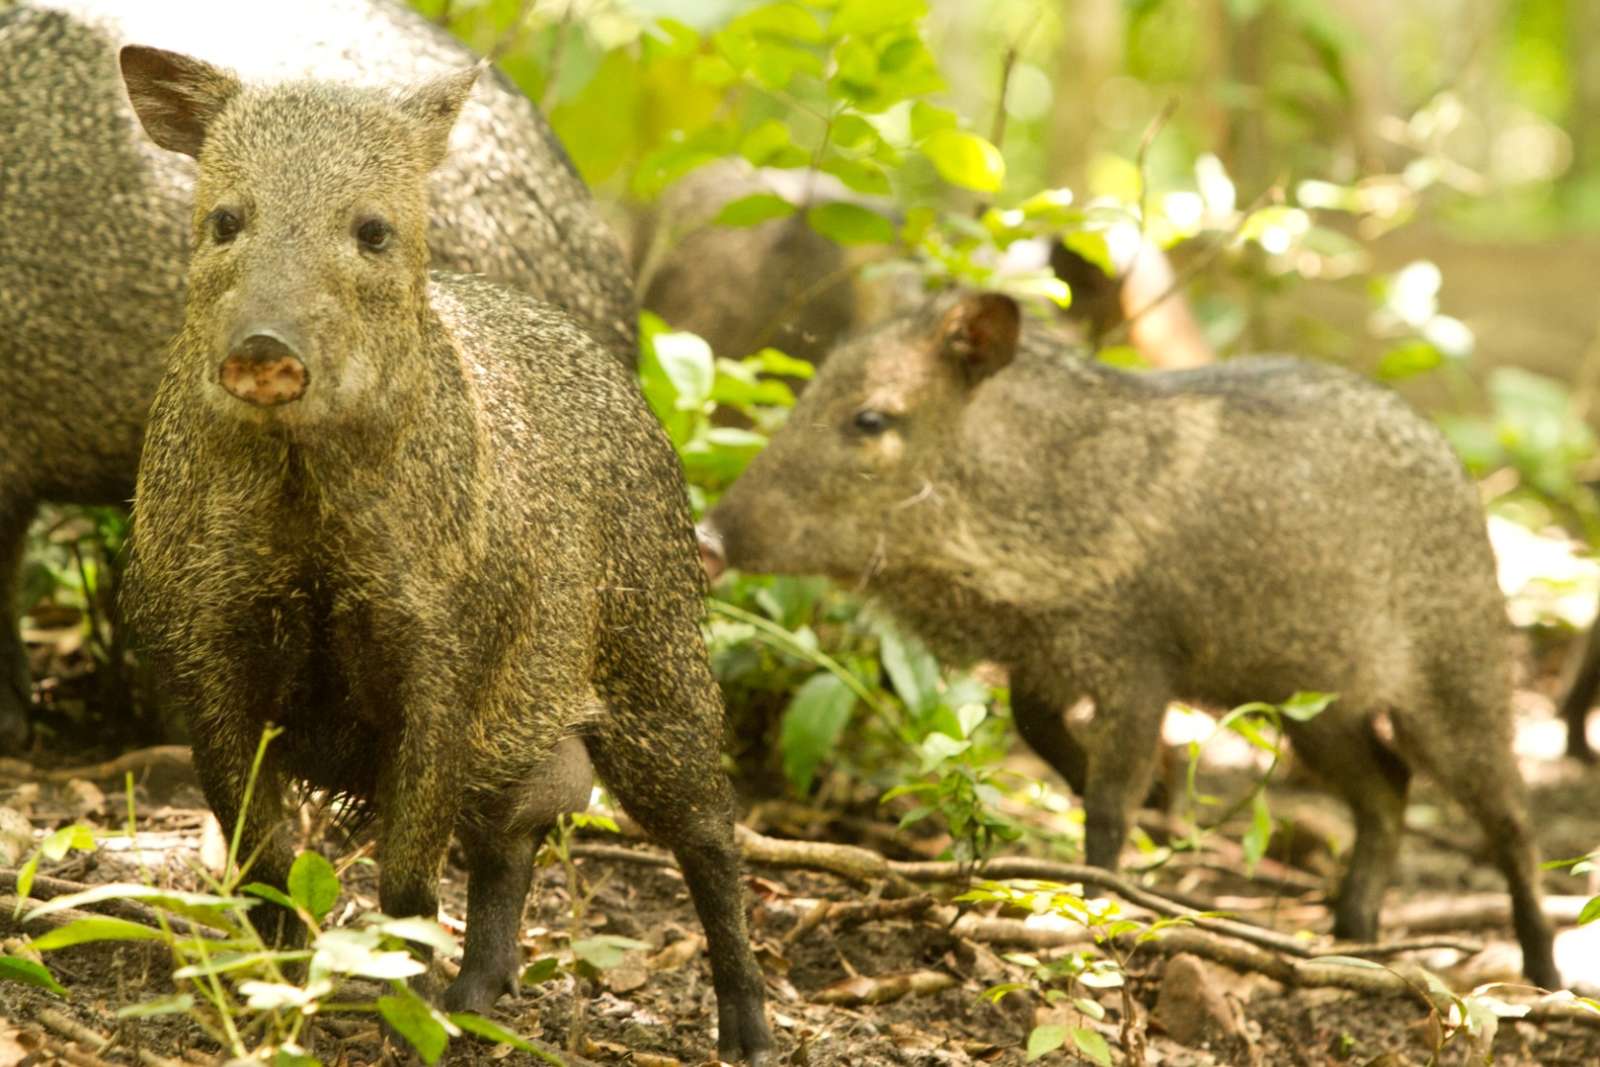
top-left (219, 330), bottom-right (308, 407)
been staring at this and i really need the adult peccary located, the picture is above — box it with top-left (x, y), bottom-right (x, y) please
top-left (699, 290), bottom-right (1560, 988)
top-left (114, 47), bottom-right (771, 1061)
top-left (0, 0), bottom-right (635, 752)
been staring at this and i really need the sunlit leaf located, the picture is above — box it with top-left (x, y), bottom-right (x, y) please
top-left (0, 955), bottom-right (67, 996)
top-left (379, 990), bottom-right (452, 1065)
top-left (920, 128), bottom-right (1004, 192)
top-left (1025, 1023), bottom-right (1066, 1061)
top-left (288, 851), bottom-right (339, 922)
top-left (1073, 1026), bottom-right (1113, 1066)
top-left (30, 917), bottom-right (166, 951)
top-left (807, 202), bottom-right (896, 245)
top-left (714, 193), bottom-right (797, 228)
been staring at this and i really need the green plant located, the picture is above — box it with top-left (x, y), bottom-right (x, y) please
top-left (1, 728), bottom-right (555, 1065)
top-left (964, 879), bottom-right (1196, 1065)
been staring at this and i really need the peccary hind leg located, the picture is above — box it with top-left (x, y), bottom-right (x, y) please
top-left (588, 673), bottom-right (773, 1065)
top-left (1009, 672), bottom-right (1089, 795)
top-left (446, 737), bottom-right (595, 1014)
top-left (1078, 668), bottom-right (1173, 869)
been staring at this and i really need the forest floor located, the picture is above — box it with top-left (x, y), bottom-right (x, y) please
top-left (4, 523), bottom-right (1600, 1066)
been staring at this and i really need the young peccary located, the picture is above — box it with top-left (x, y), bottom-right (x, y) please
top-left (0, 0), bottom-right (635, 751)
top-left (699, 291), bottom-right (1560, 989)
top-left (116, 47), bottom-right (771, 1061)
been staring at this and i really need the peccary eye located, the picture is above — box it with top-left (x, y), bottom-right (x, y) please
top-left (852, 409), bottom-right (891, 436)
top-left (355, 218), bottom-right (393, 252)
top-left (210, 209), bottom-right (241, 243)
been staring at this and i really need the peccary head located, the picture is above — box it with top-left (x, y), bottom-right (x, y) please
top-left (702, 290), bottom-right (1020, 582)
top-left (119, 46), bottom-right (477, 426)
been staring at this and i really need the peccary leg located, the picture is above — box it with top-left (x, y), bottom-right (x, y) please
top-left (588, 678), bottom-right (773, 1065)
top-left (188, 716), bottom-right (298, 943)
top-left (446, 736), bottom-right (594, 1014)
top-left (1558, 622), bottom-right (1600, 761)
top-left (1079, 669), bottom-right (1172, 869)
top-left (445, 825), bottom-right (539, 1014)
top-left (1282, 711), bottom-right (1410, 942)
top-left (374, 705), bottom-right (463, 935)
top-left (1010, 672), bottom-right (1089, 795)
top-left (0, 499), bottom-right (34, 751)
top-left (1389, 687), bottom-right (1560, 988)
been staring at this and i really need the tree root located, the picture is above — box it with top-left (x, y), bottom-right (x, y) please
top-left (32, 1006), bottom-right (188, 1067)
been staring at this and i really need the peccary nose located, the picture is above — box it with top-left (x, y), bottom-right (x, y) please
top-left (696, 522), bottom-right (727, 582)
top-left (219, 331), bottom-right (308, 407)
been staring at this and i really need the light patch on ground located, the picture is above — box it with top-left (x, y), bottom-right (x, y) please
top-left (1488, 514), bottom-right (1599, 628)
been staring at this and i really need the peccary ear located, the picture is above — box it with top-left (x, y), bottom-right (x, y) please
top-left (119, 46), bottom-right (242, 159)
top-left (398, 65), bottom-right (482, 170)
top-left (938, 292), bottom-right (1020, 383)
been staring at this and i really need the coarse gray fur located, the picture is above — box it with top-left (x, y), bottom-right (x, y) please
top-left (703, 290), bottom-right (1560, 989)
top-left (115, 46), bottom-right (770, 1061)
top-left (0, 0), bottom-right (636, 750)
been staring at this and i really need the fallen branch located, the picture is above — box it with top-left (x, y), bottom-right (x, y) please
top-left (0, 747), bottom-right (192, 785)
top-left (812, 969), bottom-right (958, 1006)
top-left (34, 1007), bottom-right (188, 1067)
top-left (782, 894), bottom-right (937, 946)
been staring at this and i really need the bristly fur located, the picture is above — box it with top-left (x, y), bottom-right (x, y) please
top-left (116, 50), bottom-right (771, 1064)
top-left (0, 0), bottom-right (637, 749)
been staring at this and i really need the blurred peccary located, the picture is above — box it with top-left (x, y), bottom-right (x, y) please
top-left (699, 291), bottom-right (1558, 988)
top-left (0, 0), bottom-right (636, 751)
top-left (635, 158), bottom-right (1211, 371)
top-left (115, 47), bottom-right (770, 1060)
top-left (1558, 628), bottom-right (1598, 761)
top-left (634, 160), bottom-right (866, 363)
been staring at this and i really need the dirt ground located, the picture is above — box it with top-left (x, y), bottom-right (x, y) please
top-left (3, 627), bottom-right (1600, 1066)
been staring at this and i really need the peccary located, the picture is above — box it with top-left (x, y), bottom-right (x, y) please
top-left (700, 291), bottom-right (1560, 988)
top-left (115, 47), bottom-right (771, 1061)
top-left (0, 0), bottom-right (636, 751)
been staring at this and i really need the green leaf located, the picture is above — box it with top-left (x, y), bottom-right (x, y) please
top-left (875, 620), bottom-right (940, 716)
top-left (379, 991), bottom-right (451, 1065)
top-left (242, 883), bottom-right (298, 910)
top-left (714, 193), bottom-right (798, 228)
top-left (522, 956), bottom-right (563, 985)
top-left (910, 101), bottom-right (957, 140)
top-left (780, 672), bottom-right (858, 793)
top-left (1073, 1026), bottom-right (1113, 1066)
top-left (287, 851), bottom-right (340, 922)
top-left (0, 955), bottom-right (67, 996)
top-left (1242, 791), bottom-right (1272, 874)
top-left (1377, 340), bottom-right (1442, 381)
top-left (921, 128), bottom-right (1005, 193)
top-left (1025, 1023), bottom-right (1067, 1061)
top-left (1579, 895), bottom-right (1600, 926)
top-left (30, 916), bottom-right (166, 951)
top-left (572, 935), bottom-right (652, 972)
top-left (650, 330), bottom-right (716, 408)
top-left (831, 0), bottom-right (927, 37)
top-left (730, 3), bottom-right (824, 42)
top-left (449, 1014), bottom-right (566, 1064)
top-left (273, 1051), bottom-right (322, 1067)
top-left (806, 202), bottom-right (896, 245)
top-left (1279, 691), bottom-right (1336, 722)
top-left (116, 994), bottom-right (196, 1018)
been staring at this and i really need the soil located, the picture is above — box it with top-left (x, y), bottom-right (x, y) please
top-left (2, 635), bottom-right (1600, 1067)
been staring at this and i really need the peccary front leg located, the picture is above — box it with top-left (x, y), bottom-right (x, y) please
top-left (589, 676), bottom-right (773, 1065)
top-left (1078, 668), bottom-right (1172, 869)
top-left (188, 714), bottom-right (298, 943)
top-left (0, 500), bottom-right (35, 751)
top-left (374, 698), bottom-right (465, 943)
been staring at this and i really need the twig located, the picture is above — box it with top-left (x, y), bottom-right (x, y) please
top-left (538, 1), bottom-right (575, 114)
top-left (34, 1007), bottom-right (189, 1067)
top-left (0, 746), bottom-right (193, 784)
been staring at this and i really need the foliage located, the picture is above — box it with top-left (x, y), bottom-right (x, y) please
top-left (964, 879), bottom-right (1196, 1064)
top-left (0, 730), bottom-right (557, 1066)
